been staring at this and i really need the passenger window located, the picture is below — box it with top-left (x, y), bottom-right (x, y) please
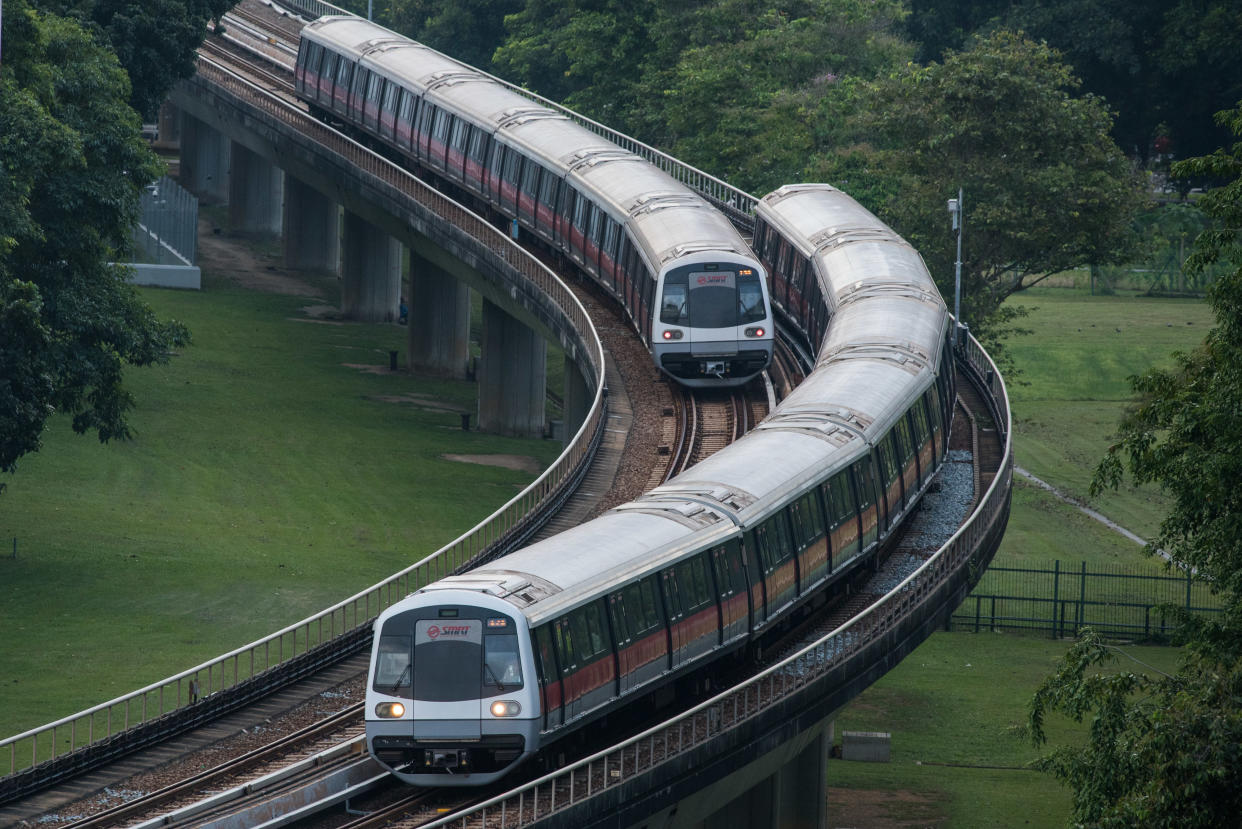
top-left (583, 602), bottom-right (606, 656)
top-left (608, 592), bottom-right (630, 642)
top-left (853, 460), bottom-right (876, 509)
top-left (522, 161), bottom-right (540, 195)
top-left (451, 117), bottom-right (467, 150)
top-left (367, 72), bottom-right (382, 103)
top-left (792, 491), bottom-right (825, 547)
top-left (639, 577), bottom-right (662, 630)
top-left (539, 171), bottom-right (559, 207)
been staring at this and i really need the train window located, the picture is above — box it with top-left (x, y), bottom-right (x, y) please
top-left (367, 72), bottom-right (382, 104)
top-left (912, 400), bottom-right (931, 445)
top-left (382, 81), bottom-right (398, 114)
top-left (572, 191), bottom-right (588, 230)
top-left (413, 619), bottom-right (484, 701)
top-left (777, 239), bottom-right (791, 275)
top-left (738, 270), bottom-right (766, 323)
top-left (660, 274), bottom-right (689, 325)
top-left (757, 513), bottom-right (794, 570)
top-left (450, 117), bottom-right (468, 151)
top-left (608, 593), bottom-right (630, 643)
top-left (569, 612), bottom-right (591, 664)
top-left (521, 160), bottom-right (540, 196)
top-left (433, 109), bottom-right (451, 143)
top-left (534, 625), bottom-right (557, 686)
top-left (372, 632), bottom-right (412, 697)
top-left (554, 619), bottom-right (574, 671)
top-left (674, 556), bottom-right (712, 612)
top-left (828, 472), bottom-right (857, 525)
top-left (583, 601), bottom-right (607, 657)
top-left (790, 490), bottom-right (825, 548)
top-left (879, 435), bottom-right (900, 485)
top-left (398, 90), bottom-right (415, 122)
top-left (587, 204), bottom-right (603, 244)
top-left (603, 220), bottom-right (619, 261)
top-left (895, 417), bottom-right (915, 463)
top-left (639, 576), bottom-right (662, 631)
top-left (538, 171), bottom-right (559, 208)
top-left (468, 127), bottom-right (488, 162)
top-left (335, 55), bottom-right (351, 87)
top-left (320, 51), bottom-right (336, 83)
top-left (503, 149), bottom-right (521, 185)
top-left (928, 384), bottom-right (944, 434)
top-left (483, 630), bottom-right (523, 690)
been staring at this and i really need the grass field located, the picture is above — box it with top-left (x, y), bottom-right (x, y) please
top-left (828, 284), bottom-right (1212, 825)
top-left (827, 631), bottom-right (1183, 828)
top-left (0, 265), bottom-right (562, 740)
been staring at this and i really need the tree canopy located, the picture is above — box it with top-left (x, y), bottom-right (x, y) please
top-left (1026, 102), bottom-right (1242, 827)
top-left (0, 0), bottom-right (189, 483)
top-left (818, 30), bottom-right (1148, 356)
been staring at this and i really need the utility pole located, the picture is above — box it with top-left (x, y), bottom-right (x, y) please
top-left (947, 188), bottom-right (964, 348)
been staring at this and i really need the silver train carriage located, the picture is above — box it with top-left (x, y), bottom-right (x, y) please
top-left (294, 16), bottom-right (773, 388)
top-left (363, 182), bottom-right (957, 786)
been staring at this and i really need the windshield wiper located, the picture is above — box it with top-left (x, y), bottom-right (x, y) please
top-left (389, 664), bottom-right (411, 694)
top-left (483, 662), bottom-right (506, 692)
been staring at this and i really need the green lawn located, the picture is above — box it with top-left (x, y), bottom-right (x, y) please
top-left (995, 287), bottom-right (1213, 562)
top-left (0, 275), bottom-right (562, 740)
top-left (829, 631), bottom-right (1183, 828)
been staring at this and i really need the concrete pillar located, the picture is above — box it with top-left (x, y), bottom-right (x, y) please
top-left (341, 211), bottom-right (401, 322)
top-left (406, 250), bottom-right (471, 378)
top-left (562, 354), bottom-right (592, 445)
top-left (229, 143), bottom-right (284, 236)
top-left (282, 177), bottom-right (340, 272)
top-left (478, 298), bottom-right (546, 438)
top-left (178, 114), bottom-right (229, 204)
top-left (157, 101), bottom-right (181, 150)
top-left (772, 727), bottom-right (830, 829)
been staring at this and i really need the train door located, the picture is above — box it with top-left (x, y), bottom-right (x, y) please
top-left (533, 624), bottom-right (562, 729)
top-left (661, 569), bottom-right (688, 666)
top-left (711, 541), bottom-right (748, 643)
top-left (409, 619), bottom-right (483, 741)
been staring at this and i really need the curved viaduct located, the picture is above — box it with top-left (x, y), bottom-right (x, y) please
top-left (0, 4), bottom-right (1013, 826)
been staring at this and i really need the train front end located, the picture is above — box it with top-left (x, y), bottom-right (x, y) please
top-left (652, 252), bottom-right (774, 388)
top-left (365, 589), bottom-right (541, 786)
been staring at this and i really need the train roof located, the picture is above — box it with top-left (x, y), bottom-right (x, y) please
top-left (419, 501), bottom-right (737, 624)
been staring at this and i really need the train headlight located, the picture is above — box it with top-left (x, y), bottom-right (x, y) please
top-left (375, 701), bottom-right (406, 718)
top-left (490, 700), bottom-right (521, 717)
top-left (662, 329), bottom-right (684, 340)
top-left (745, 326), bottom-right (766, 338)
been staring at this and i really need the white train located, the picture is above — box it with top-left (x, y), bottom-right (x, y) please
top-left (293, 16), bottom-right (773, 388)
top-left (364, 183), bottom-right (956, 785)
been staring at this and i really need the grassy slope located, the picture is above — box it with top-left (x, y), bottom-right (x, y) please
top-left (0, 278), bottom-right (561, 739)
top-left (828, 286), bottom-right (1211, 825)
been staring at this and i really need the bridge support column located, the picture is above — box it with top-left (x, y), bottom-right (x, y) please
top-left (178, 113), bottom-right (229, 204)
top-left (229, 143), bottom-right (284, 236)
top-left (407, 250), bottom-right (471, 378)
top-left (341, 211), bottom-right (401, 322)
top-left (478, 298), bottom-right (546, 437)
top-left (562, 354), bottom-right (592, 445)
top-left (156, 101), bottom-right (181, 150)
top-left (282, 177), bottom-right (339, 272)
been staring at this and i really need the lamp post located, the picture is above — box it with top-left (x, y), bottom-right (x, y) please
top-left (947, 188), bottom-right (964, 348)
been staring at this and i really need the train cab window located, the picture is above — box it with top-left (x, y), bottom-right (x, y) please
top-left (483, 628), bottom-right (523, 691)
top-left (738, 269), bottom-right (766, 323)
top-left (660, 274), bottom-right (689, 325)
top-left (790, 490), bottom-right (825, 549)
top-left (373, 632), bottom-right (412, 698)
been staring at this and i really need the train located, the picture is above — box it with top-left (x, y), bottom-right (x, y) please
top-left (364, 183), bottom-right (956, 785)
top-left (293, 16), bottom-right (773, 388)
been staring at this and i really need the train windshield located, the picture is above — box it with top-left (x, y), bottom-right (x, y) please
top-left (660, 268), bottom-right (766, 329)
top-left (372, 615), bottom-right (524, 701)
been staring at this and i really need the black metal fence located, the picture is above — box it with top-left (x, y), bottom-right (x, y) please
top-left (950, 560), bottom-right (1223, 640)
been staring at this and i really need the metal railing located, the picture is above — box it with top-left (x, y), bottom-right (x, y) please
top-left (1, 54), bottom-right (606, 785)
top-left (419, 334), bottom-right (1012, 828)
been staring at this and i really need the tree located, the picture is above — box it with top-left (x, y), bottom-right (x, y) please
top-left (35, 0), bottom-right (233, 119)
top-left (817, 30), bottom-right (1147, 355)
top-left (1026, 102), bottom-right (1242, 827)
top-left (0, 0), bottom-right (189, 482)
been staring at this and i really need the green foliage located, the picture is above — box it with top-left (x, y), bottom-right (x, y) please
top-left (819, 31), bottom-right (1146, 362)
top-left (35, 0), bottom-right (232, 119)
top-left (903, 0), bottom-right (1242, 165)
top-left (1029, 104), bottom-right (1242, 827)
top-left (0, 0), bottom-right (188, 476)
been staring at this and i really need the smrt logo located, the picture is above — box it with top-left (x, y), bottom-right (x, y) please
top-left (694, 274), bottom-right (728, 287)
top-left (427, 624), bottom-right (471, 640)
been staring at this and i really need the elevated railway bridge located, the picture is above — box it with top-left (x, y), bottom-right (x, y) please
top-left (0, 2), bottom-right (1012, 825)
